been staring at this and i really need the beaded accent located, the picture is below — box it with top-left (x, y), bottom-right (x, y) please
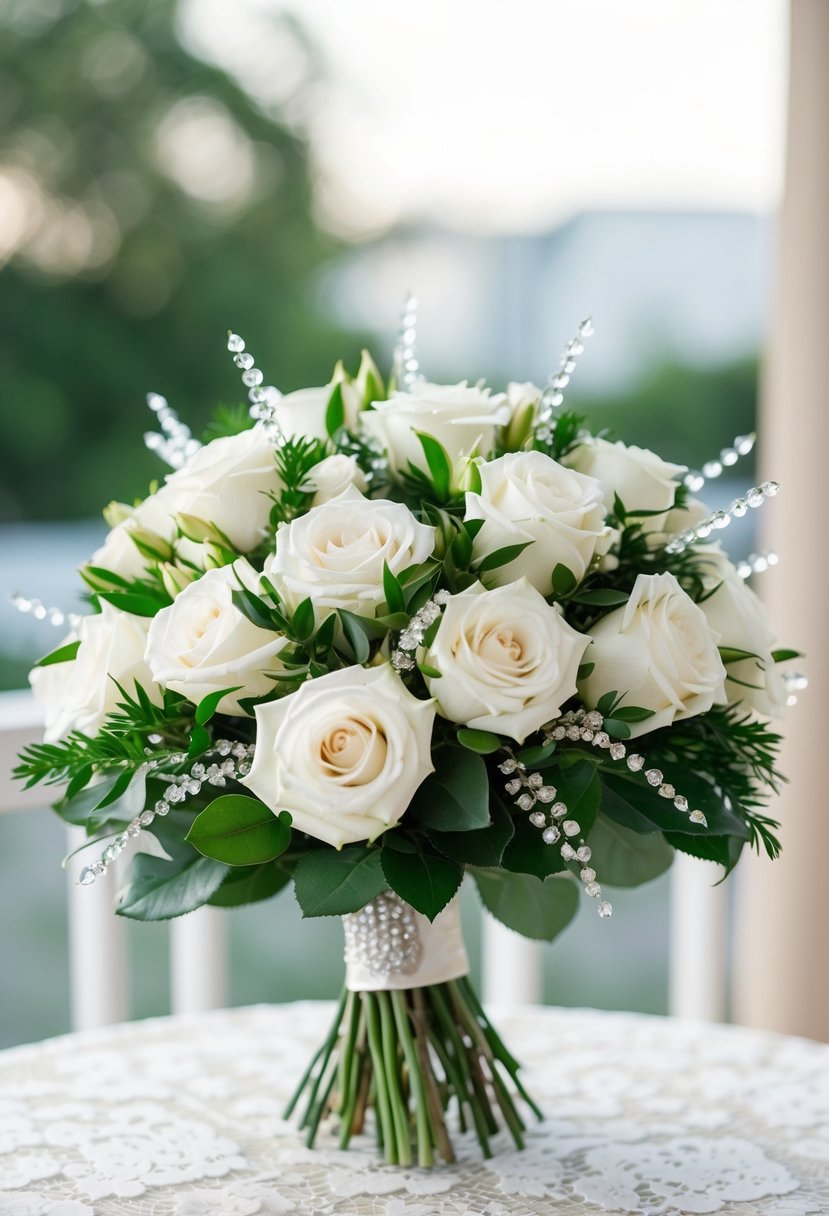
top-left (391, 589), bottom-right (450, 673)
top-left (534, 317), bottom-right (594, 445)
top-left (226, 332), bottom-right (284, 440)
top-left (664, 481), bottom-right (781, 554)
top-left (342, 891), bottom-right (422, 979)
top-left (393, 292), bottom-right (422, 390)
top-left (74, 740), bottom-right (255, 887)
top-left (10, 593), bottom-right (81, 629)
top-left (143, 392), bottom-right (201, 469)
top-left (683, 431), bottom-right (755, 493)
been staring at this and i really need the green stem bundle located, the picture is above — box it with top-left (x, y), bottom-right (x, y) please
top-left (285, 977), bottom-right (541, 1166)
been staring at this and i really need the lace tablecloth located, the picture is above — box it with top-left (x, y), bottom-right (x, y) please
top-left (1, 1002), bottom-right (827, 1216)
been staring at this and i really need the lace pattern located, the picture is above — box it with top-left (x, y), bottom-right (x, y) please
top-left (0, 1004), bottom-right (827, 1215)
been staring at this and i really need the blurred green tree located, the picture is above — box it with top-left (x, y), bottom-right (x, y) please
top-left (0, 0), bottom-right (365, 522)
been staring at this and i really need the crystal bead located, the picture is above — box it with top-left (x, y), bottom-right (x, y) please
top-left (580, 728), bottom-right (594, 742)
top-left (78, 866), bottom-right (96, 886)
top-left (499, 759), bottom-right (518, 774)
top-left (735, 434), bottom-right (755, 455)
top-left (598, 901), bottom-right (613, 919)
top-left (685, 472), bottom-right (705, 493)
top-left (216, 740), bottom-right (232, 756)
top-left (155, 801), bottom-right (169, 816)
top-left (646, 768), bottom-right (663, 786)
top-left (551, 726), bottom-right (566, 740)
top-left (562, 819), bottom-right (580, 837)
top-left (527, 772), bottom-right (543, 789)
top-left (433, 589), bottom-right (450, 605)
top-left (580, 867), bottom-right (596, 883)
top-left (576, 846), bottom-right (592, 862)
top-left (584, 711), bottom-right (603, 730)
top-left (761, 480), bottom-right (780, 497)
top-left (242, 368), bottom-right (264, 387)
top-left (115, 833), bottom-right (129, 849)
top-left (711, 511), bottom-right (730, 530)
top-left (139, 810), bottom-right (155, 826)
top-left (516, 793), bottom-right (536, 811)
top-left (584, 881), bottom-right (601, 897)
top-left (731, 498), bottom-right (748, 518)
top-left (689, 809), bottom-right (708, 825)
top-left (505, 778), bottom-right (523, 795)
top-left (566, 725), bottom-right (581, 741)
top-left (102, 844), bottom-right (120, 863)
top-left (593, 732), bottom-right (610, 748)
top-left (542, 826), bottom-right (560, 845)
top-left (703, 460), bottom-right (722, 479)
top-left (529, 811), bottom-right (546, 828)
top-left (609, 743), bottom-right (626, 760)
top-left (233, 352), bottom-right (255, 369)
top-left (227, 333), bottom-right (245, 352)
top-left (720, 447), bottom-right (738, 466)
top-left (91, 862), bottom-right (106, 877)
top-left (166, 785), bottom-right (184, 803)
top-left (696, 523), bottom-right (712, 538)
top-left (658, 784), bottom-right (676, 799)
top-left (560, 843), bottom-right (577, 860)
top-left (127, 821), bottom-right (141, 837)
top-left (674, 795), bottom-right (689, 811)
top-left (551, 802), bottom-right (568, 818)
top-left (537, 786), bottom-right (556, 803)
top-left (747, 488), bottom-right (764, 508)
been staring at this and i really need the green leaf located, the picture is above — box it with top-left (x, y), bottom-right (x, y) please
top-left (89, 771), bottom-right (147, 828)
top-left (232, 587), bottom-right (277, 630)
top-left (208, 861), bottom-right (292, 908)
top-left (552, 563), bottom-right (577, 597)
top-left (293, 846), bottom-right (387, 917)
top-left (472, 869), bottom-right (579, 941)
top-left (501, 813), bottom-right (567, 878)
top-left (516, 740), bottom-right (557, 767)
top-left (98, 590), bottom-right (167, 617)
top-left (771, 648), bottom-right (802, 663)
top-left (381, 841), bottom-right (462, 921)
top-left (577, 661), bottom-right (595, 680)
top-left (555, 759), bottom-right (601, 836)
top-left (571, 589), bottom-right (630, 607)
top-left (596, 690), bottom-right (619, 717)
top-left (382, 561), bottom-right (406, 615)
top-left (719, 646), bottom-right (761, 664)
top-left (417, 661), bottom-right (442, 679)
top-left (585, 815), bottom-right (674, 887)
top-left (475, 541), bottom-right (533, 574)
top-left (117, 852), bottom-right (230, 921)
top-left (195, 687), bottom-right (242, 726)
top-left (603, 718), bottom-right (632, 740)
top-left (56, 774), bottom-right (121, 826)
top-left (292, 597), bottom-right (316, 642)
top-left (34, 641), bottom-right (80, 668)
top-left (456, 728), bottom-right (502, 755)
top-left (408, 747), bottom-right (490, 832)
top-left (598, 777), bottom-right (662, 834)
top-left (429, 795), bottom-right (514, 868)
top-left (414, 430), bottom-right (452, 499)
top-left (325, 381), bottom-right (345, 435)
top-left (188, 724), bottom-right (212, 758)
top-left (186, 795), bottom-right (292, 866)
top-left (664, 830), bottom-right (744, 874)
top-left (610, 705), bottom-right (656, 723)
top-left (338, 610), bottom-right (371, 663)
top-left (601, 772), bottom-right (750, 839)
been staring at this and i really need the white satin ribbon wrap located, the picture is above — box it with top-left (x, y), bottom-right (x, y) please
top-left (343, 894), bottom-right (469, 992)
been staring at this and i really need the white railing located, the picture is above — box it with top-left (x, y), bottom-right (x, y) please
top-left (0, 688), bottom-right (727, 1029)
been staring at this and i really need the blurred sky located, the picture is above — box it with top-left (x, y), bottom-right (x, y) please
top-left (180, 0), bottom-right (788, 237)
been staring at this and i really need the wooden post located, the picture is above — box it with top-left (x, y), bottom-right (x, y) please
top-left (733, 0), bottom-right (829, 1040)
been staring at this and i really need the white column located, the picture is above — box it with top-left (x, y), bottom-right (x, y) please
top-left (170, 906), bottom-right (228, 1014)
top-left (66, 825), bottom-right (129, 1030)
top-left (669, 854), bottom-right (728, 1021)
top-left (482, 915), bottom-right (543, 1006)
top-left (733, 0), bottom-right (829, 1040)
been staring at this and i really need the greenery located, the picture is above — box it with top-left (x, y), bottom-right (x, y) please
top-left (0, 0), bottom-right (369, 524)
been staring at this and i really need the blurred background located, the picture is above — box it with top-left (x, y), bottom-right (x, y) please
top-left (0, 0), bottom-right (789, 1047)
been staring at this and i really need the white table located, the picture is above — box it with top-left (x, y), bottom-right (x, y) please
top-left (0, 1003), bottom-right (827, 1215)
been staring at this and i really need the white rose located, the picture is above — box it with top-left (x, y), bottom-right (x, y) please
top-left (698, 547), bottom-right (787, 717)
top-left (565, 437), bottom-right (685, 530)
top-left (270, 379), bottom-right (361, 442)
top-left (267, 486), bottom-right (435, 618)
top-left (421, 579), bottom-right (590, 743)
top-left (241, 664), bottom-right (436, 848)
top-left (161, 427), bottom-right (281, 552)
top-left (465, 451), bottom-right (609, 592)
top-left (303, 453), bottom-right (368, 506)
top-left (506, 381), bottom-right (542, 413)
top-left (29, 604), bottom-right (158, 743)
top-left (88, 487), bottom-right (179, 580)
top-left (145, 560), bottom-right (289, 716)
top-left (579, 571), bottom-right (727, 736)
top-left (361, 381), bottom-right (510, 474)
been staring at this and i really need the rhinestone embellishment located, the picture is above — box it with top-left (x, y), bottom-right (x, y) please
top-left (342, 891), bottom-right (422, 979)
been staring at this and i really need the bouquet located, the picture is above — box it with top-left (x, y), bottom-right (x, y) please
top-left (16, 311), bottom-right (797, 1168)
